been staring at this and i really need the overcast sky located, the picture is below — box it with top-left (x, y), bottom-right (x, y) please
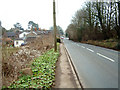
top-left (0, 0), bottom-right (87, 31)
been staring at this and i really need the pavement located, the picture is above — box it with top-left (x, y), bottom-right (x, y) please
top-left (63, 39), bottom-right (119, 88)
top-left (54, 43), bottom-right (81, 88)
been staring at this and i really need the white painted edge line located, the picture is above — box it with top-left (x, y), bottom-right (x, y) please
top-left (86, 48), bottom-right (94, 52)
top-left (64, 46), bottom-right (81, 88)
top-left (97, 53), bottom-right (115, 62)
top-left (81, 46), bottom-right (85, 48)
top-left (64, 44), bottom-right (83, 88)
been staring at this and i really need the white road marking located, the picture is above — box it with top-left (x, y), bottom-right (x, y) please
top-left (81, 46), bottom-right (85, 48)
top-left (77, 44), bottom-right (80, 46)
top-left (97, 53), bottom-right (115, 62)
top-left (86, 48), bottom-right (94, 52)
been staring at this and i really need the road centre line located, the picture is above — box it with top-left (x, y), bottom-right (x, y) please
top-left (81, 46), bottom-right (85, 48)
top-left (97, 53), bottom-right (115, 62)
top-left (77, 44), bottom-right (80, 46)
top-left (86, 48), bottom-right (94, 52)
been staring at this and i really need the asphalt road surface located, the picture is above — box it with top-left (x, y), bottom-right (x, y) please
top-left (63, 39), bottom-right (119, 88)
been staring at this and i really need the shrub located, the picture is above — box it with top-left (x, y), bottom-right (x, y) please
top-left (7, 44), bottom-right (59, 88)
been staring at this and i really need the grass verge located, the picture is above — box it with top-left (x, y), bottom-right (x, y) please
top-left (81, 39), bottom-right (119, 51)
top-left (4, 44), bottom-right (59, 89)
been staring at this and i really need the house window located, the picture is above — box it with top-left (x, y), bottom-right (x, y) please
top-left (16, 41), bottom-right (18, 45)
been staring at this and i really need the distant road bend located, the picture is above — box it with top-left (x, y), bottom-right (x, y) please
top-left (63, 39), bottom-right (119, 88)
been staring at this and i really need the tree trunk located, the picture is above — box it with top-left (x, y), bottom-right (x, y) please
top-left (97, 2), bottom-right (108, 39)
top-left (118, 1), bottom-right (120, 40)
top-left (115, 2), bottom-right (118, 26)
top-left (89, 2), bottom-right (92, 28)
top-left (118, 2), bottom-right (120, 27)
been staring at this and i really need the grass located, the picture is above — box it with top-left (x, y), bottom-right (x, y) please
top-left (2, 47), bottom-right (19, 61)
top-left (5, 43), bottom-right (60, 89)
top-left (81, 39), bottom-right (119, 50)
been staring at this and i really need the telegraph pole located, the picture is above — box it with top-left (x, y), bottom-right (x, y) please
top-left (53, 0), bottom-right (57, 52)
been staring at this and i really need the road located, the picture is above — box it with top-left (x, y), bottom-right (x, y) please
top-left (63, 39), bottom-right (119, 88)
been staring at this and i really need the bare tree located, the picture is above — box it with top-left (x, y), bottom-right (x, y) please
top-left (66, 1), bottom-right (119, 42)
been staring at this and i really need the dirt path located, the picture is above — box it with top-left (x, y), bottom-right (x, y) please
top-left (54, 43), bottom-right (81, 88)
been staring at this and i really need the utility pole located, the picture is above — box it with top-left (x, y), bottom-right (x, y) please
top-left (53, 0), bottom-right (57, 52)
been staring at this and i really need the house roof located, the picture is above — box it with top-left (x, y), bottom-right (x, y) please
top-left (6, 32), bottom-right (15, 37)
top-left (19, 32), bottom-right (30, 35)
top-left (5, 38), bottom-right (12, 41)
top-left (2, 38), bottom-right (12, 41)
top-left (14, 38), bottom-right (24, 40)
top-left (26, 32), bottom-right (37, 37)
top-left (35, 30), bottom-right (52, 35)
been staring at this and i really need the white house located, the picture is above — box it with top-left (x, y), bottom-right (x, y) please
top-left (19, 32), bottom-right (30, 38)
top-left (19, 31), bottom-right (37, 39)
top-left (14, 38), bottom-right (24, 47)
